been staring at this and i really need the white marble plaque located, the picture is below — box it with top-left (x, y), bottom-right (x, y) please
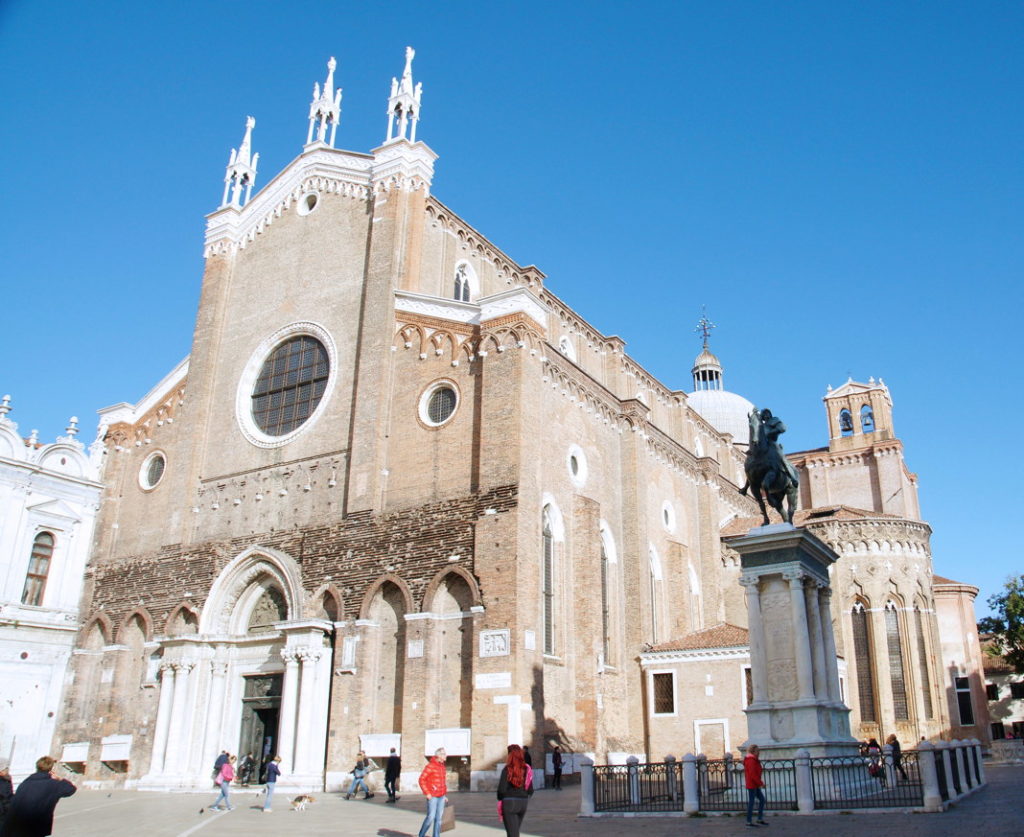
top-left (407, 639), bottom-right (424, 658)
top-left (341, 636), bottom-right (358, 668)
top-left (480, 629), bottom-right (510, 657)
top-left (474, 671), bottom-right (512, 689)
top-left (524, 630), bottom-right (536, 651)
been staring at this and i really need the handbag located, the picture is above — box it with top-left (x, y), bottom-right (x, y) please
top-left (440, 801), bottom-right (456, 832)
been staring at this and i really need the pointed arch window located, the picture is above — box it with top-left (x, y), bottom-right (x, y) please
top-left (453, 265), bottom-right (470, 302)
top-left (860, 404), bottom-right (875, 433)
top-left (600, 539), bottom-right (611, 665)
top-left (542, 508), bottom-right (555, 656)
top-left (839, 409), bottom-right (854, 436)
top-left (885, 602), bottom-right (910, 721)
top-left (851, 602), bottom-right (877, 722)
top-left (22, 532), bottom-right (54, 607)
top-left (914, 605), bottom-right (934, 719)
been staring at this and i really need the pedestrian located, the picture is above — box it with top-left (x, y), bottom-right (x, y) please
top-left (344, 751), bottom-right (375, 800)
top-left (238, 752), bottom-right (255, 786)
top-left (384, 748), bottom-right (402, 803)
top-left (866, 738), bottom-right (884, 786)
top-left (0, 755), bottom-right (76, 837)
top-left (210, 754), bottom-right (236, 811)
top-left (522, 746), bottom-right (532, 767)
top-left (211, 750), bottom-right (228, 785)
top-left (497, 744), bottom-right (534, 837)
top-left (0, 759), bottom-right (14, 833)
top-left (551, 746), bottom-right (563, 790)
top-left (743, 744), bottom-right (767, 827)
top-left (886, 734), bottom-right (908, 783)
top-left (417, 747), bottom-right (448, 837)
top-left (262, 756), bottom-right (281, 813)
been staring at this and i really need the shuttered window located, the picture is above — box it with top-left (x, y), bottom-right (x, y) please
top-left (22, 532), bottom-right (54, 607)
top-left (542, 511), bottom-right (554, 656)
top-left (885, 603), bottom-right (910, 721)
top-left (852, 603), bottom-right (877, 722)
top-left (915, 606), bottom-right (934, 719)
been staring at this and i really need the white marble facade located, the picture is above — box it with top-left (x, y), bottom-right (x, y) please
top-left (0, 397), bottom-right (103, 778)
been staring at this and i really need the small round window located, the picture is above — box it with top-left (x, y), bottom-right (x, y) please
top-left (140, 452), bottom-right (166, 490)
top-left (297, 192), bottom-right (320, 216)
top-left (420, 381), bottom-right (459, 427)
top-left (661, 501), bottom-right (677, 533)
top-left (566, 444), bottom-right (588, 488)
top-left (251, 335), bottom-right (330, 436)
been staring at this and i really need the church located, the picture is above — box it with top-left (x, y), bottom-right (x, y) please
top-left (50, 49), bottom-right (989, 791)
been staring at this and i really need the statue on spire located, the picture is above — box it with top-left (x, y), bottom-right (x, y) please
top-left (385, 46), bottom-right (423, 143)
top-left (221, 116), bottom-right (259, 208)
top-left (307, 57), bottom-right (343, 148)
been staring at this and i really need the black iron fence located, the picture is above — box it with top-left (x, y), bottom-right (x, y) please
top-left (809, 752), bottom-right (923, 809)
top-left (698, 757), bottom-right (797, 812)
top-left (592, 761), bottom-right (684, 812)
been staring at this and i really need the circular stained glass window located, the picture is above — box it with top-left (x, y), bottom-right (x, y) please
top-left (251, 335), bottom-right (330, 436)
top-left (140, 451), bottom-right (166, 490)
top-left (427, 386), bottom-right (457, 425)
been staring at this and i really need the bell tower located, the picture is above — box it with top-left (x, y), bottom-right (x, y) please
top-left (822, 377), bottom-right (894, 452)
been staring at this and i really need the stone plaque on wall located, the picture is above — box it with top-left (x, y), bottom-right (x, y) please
top-left (524, 630), bottom-right (536, 651)
top-left (474, 671), bottom-right (512, 689)
top-left (407, 639), bottom-right (424, 658)
top-left (480, 629), bottom-right (510, 657)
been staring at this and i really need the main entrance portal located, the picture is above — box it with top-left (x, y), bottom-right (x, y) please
top-left (239, 673), bottom-right (282, 783)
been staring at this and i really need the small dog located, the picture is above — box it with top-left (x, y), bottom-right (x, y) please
top-left (290, 794), bottom-right (316, 811)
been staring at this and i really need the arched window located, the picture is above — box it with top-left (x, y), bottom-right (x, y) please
top-left (22, 532), bottom-right (54, 606)
top-left (885, 602), bottom-right (910, 721)
top-left (851, 602), bottom-right (877, 722)
top-left (839, 409), bottom-right (854, 436)
top-left (542, 508), bottom-right (555, 656)
top-left (860, 404), bottom-right (875, 433)
top-left (600, 539), bottom-right (610, 664)
top-left (648, 546), bottom-right (663, 645)
top-left (453, 265), bottom-right (470, 302)
top-left (914, 605), bottom-right (933, 719)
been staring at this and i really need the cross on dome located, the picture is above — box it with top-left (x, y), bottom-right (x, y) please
top-left (307, 57), bottom-right (343, 148)
top-left (695, 308), bottom-right (717, 349)
top-left (385, 46), bottom-right (423, 143)
top-left (221, 116), bottom-right (259, 209)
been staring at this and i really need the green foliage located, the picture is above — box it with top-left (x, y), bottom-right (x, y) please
top-left (978, 574), bottom-right (1024, 673)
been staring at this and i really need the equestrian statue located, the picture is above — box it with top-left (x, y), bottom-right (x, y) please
top-left (739, 407), bottom-right (800, 526)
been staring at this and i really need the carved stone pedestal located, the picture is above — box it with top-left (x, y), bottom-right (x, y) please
top-left (732, 524), bottom-right (857, 758)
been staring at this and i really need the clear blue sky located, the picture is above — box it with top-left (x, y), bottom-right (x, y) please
top-left (1, 2), bottom-right (1020, 615)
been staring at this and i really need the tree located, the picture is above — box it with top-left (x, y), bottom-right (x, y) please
top-left (978, 574), bottom-right (1024, 673)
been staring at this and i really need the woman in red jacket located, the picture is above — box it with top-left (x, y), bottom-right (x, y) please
top-left (743, 745), bottom-right (767, 827)
top-left (417, 748), bottom-right (448, 837)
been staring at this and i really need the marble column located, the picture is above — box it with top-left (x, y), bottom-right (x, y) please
top-left (819, 588), bottom-right (841, 702)
top-left (277, 649), bottom-right (301, 773)
top-left (165, 660), bottom-right (195, 774)
top-left (740, 575), bottom-right (768, 703)
top-left (201, 661), bottom-right (229, 772)
top-left (805, 580), bottom-right (829, 700)
top-left (785, 571), bottom-right (815, 701)
top-left (147, 663), bottom-right (176, 776)
top-left (293, 646), bottom-right (323, 775)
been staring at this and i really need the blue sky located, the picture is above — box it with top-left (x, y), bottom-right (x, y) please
top-left (1, 2), bottom-right (1020, 615)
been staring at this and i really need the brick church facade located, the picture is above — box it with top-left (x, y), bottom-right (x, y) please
top-left (52, 50), bottom-right (988, 791)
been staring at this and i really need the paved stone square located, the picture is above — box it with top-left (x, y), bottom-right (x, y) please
top-left (50, 765), bottom-right (1021, 837)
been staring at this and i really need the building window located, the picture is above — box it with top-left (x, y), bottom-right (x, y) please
top-left (991, 722), bottom-right (1005, 740)
top-left (600, 540), bottom-right (610, 666)
top-left (22, 532), bottom-right (54, 607)
top-left (914, 606), bottom-right (934, 719)
top-left (542, 508), bottom-right (555, 656)
top-left (453, 264), bottom-right (470, 302)
top-left (419, 381), bottom-right (459, 427)
top-left (851, 602), bottom-right (878, 722)
top-left (251, 335), bottom-right (329, 436)
top-left (652, 672), bottom-right (675, 715)
top-left (986, 683), bottom-right (1000, 700)
top-left (139, 451), bottom-right (166, 490)
top-left (839, 408), bottom-right (854, 436)
top-left (743, 666), bottom-right (754, 707)
top-left (954, 676), bottom-right (975, 726)
top-left (1014, 721), bottom-right (1024, 738)
top-left (885, 603), bottom-right (910, 721)
top-left (1010, 682), bottom-right (1024, 700)
top-left (860, 404), bottom-right (875, 433)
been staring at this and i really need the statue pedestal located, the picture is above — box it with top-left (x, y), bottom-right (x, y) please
top-left (733, 524), bottom-right (857, 758)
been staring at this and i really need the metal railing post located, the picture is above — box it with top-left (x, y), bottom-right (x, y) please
top-left (794, 748), bottom-right (814, 813)
top-left (626, 755), bottom-right (640, 805)
top-left (682, 753), bottom-right (699, 814)
top-left (664, 754), bottom-right (678, 802)
top-left (579, 757), bottom-right (595, 815)
top-left (916, 742), bottom-right (943, 812)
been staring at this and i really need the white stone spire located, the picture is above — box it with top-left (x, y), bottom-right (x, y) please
top-left (385, 46), bottom-right (423, 143)
top-left (307, 57), bottom-right (343, 148)
top-left (221, 116), bottom-right (260, 208)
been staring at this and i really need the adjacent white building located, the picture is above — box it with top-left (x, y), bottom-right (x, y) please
top-left (0, 396), bottom-right (103, 778)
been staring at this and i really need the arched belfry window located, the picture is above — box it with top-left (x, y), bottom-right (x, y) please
top-left (885, 602), bottom-right (910, 721)
top-left (839, 409), bottom-right (854, 437)
top-left (542, 508), bottom-right (555, 655)
top-left (914, 605), bottom-right (934, 719)
top-left (860, 404), bottom-right (875, 433)
top-left (453, 264), bottom-right (471, 302)
top-left (22, 532), bottom-right (54, 606)
top-left (851, 602), bottom-right (877, 722)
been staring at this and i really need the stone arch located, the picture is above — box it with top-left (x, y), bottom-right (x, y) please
top-left (359, 573), bottom-right (415, 620)
top-left (311, 584), bottom-right (344, 622)
top-left (81, 612), bottom-right (113, 649)
top-left (165, 603), bottom-right (200, 636)
top-left (421, 566), bottom-right (482, 612)
top-left (200, 545), bottom-right (305, 635)
top-left (116, 607), bottom-right (154, 644)
top-left (363, 578), bottom-right (410, 735)
top-left (396, 323), bottom-right (426, 354)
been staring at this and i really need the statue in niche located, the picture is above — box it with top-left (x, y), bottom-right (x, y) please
top-left (740, 408), bottom-right (799, 526)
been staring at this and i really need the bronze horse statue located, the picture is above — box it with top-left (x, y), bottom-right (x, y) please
top-left (739, 407), bottom-right (799, 525)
